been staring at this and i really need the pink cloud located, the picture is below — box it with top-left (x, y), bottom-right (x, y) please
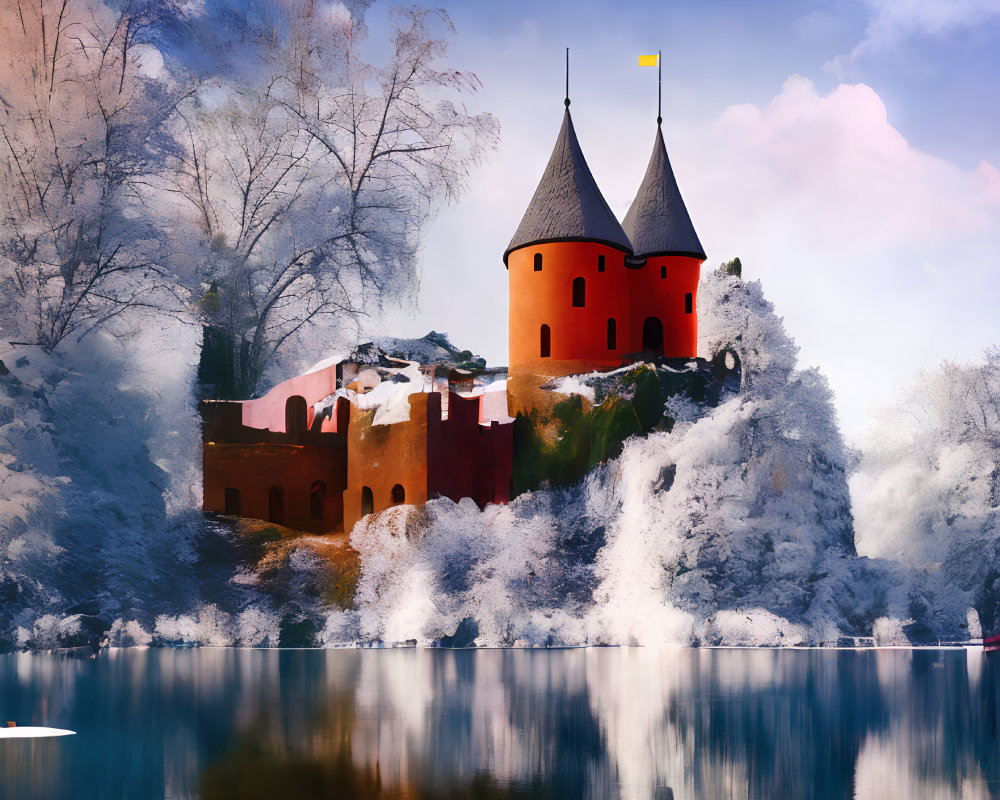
top-left (684, 76), bottom-right (1000, 438)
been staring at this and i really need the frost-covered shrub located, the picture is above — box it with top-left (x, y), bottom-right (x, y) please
top-left (348, 488), bottom-right (613, 647)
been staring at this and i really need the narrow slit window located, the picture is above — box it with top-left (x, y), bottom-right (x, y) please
top-left (598, 254), bottom-right (605, 272)
top-left (224, 488), bottom-right (241, 516)
top-left (268, 486), bottom-right (284, 525)
top-left (361, 486), bottom-right (374, 517)
top-left (607, 318), bottom-right (616, 350)
top-left (660, 265), bottom-right (667, 279)
top-left (310, 481), bottom-right (325, 521)
top-left (572, 277), bottom-right (585, 307)
top-left (685, 293), bottom-right (694, 314)
top-left (534, 253), bottom-right (542, 271)
top-left (540, 324), bottom-right (551, 358)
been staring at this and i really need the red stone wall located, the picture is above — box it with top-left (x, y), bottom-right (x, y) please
top-left (203, 442), bottom-right (348, 533)
top-left (627, 255), bottom-right (702, 358)
top-left (508, 241), bottom-right (630, 381)
top-left (428, 393), bottom-right (513, 509)
top-left (343, 393), bottom-right (434, 531)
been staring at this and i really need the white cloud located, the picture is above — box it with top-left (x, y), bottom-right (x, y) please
top-left (828, 0), bottom-right (1000, 77)
top-left (710, 76), bottom-right (998, 242)
top-left (687, 75), bottom-right (1000, 438)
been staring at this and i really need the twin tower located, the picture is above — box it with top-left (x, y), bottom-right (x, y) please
top-left (504, 104), bottom-right (706, 411)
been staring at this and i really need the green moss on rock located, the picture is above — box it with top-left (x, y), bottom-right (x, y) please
top-left (511, 360), bottom-right (728, 496)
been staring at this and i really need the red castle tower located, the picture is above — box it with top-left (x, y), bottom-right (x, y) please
top-left (622, 122), bottom-right (707, 358)
top-left (505, 100), bottom-right (705, 414)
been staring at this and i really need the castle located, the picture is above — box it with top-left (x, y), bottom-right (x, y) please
top-left (201, 94), bottom-right (706, 534)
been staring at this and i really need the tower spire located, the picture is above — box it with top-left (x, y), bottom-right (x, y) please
top-left (657, 49), bottom-right (662, 125)
top-left (565, 47), bottom-right (570, 107)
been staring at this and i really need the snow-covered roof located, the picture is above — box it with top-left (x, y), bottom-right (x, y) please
top-left (621, 125), bottom-right (706, 260)
top-left (504, 108), bottom-right (632, 264)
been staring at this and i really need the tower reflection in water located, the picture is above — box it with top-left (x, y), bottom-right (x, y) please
top-left (1, 647), bottom-right (998, 799)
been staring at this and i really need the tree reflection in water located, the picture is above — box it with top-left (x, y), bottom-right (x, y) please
top-left (3, 648), bottom-right (1000, 799)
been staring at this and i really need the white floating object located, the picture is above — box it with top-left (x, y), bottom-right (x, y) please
top-left (0, 725), bottom-right (75, 738)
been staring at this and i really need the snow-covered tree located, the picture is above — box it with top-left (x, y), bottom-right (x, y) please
top-left (0, 0), bottom-right (185, 351)
top-left (169, 3), bottom-right (498, 398)
top-left (591, 268), bottom-right (864, 646)
top-left (853, 349), bottom-right (1000, 638)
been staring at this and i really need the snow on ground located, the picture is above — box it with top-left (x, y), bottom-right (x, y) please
top-left (311, 360), bottom-right (428, 425)
top-left (547, 375), bottom-right (597, 404)
top-left (303, 353), bottom-right (348, 375)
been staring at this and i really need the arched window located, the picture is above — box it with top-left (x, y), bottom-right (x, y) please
top-left (533, 253), bottom-right (542, 271)
top-left (361, 486), bottom-right (374, 517)
top-left (607, 318), bottom-right (616, 350)
top-left (310, 481), bottom-right (326, 521)
top-left (685, 292), bottom-right (694, 314)
top-left (224, 488), bottom-right (241, 516)
top-left (597, 254), bottom-right (605, 272)
top-left (660, 265), bottom-right (667, 279)
top-left (540, 324), bottom-right (551, 358)
top-left (268, 486), bottom-right (284, 525)
top-left (572, 277), bottom-right (585, 307)
top-left (642, 317), bottom-right (664, 355)
top-left (285, 395), bottom-right (307, 439)
top-left (391, 484), bottom-right (405, 504)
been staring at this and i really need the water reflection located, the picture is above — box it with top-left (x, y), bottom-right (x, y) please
top-left (2, 647), bottom-right (1000, 799)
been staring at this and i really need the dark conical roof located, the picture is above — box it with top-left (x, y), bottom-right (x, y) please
top-left (504, 109), bottom-right (632, 264)
top-left (621, 125), bottom-right (705, 260)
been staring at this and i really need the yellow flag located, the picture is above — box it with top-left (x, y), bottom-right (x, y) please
top-left (638, 54), bottom-right (659, 67)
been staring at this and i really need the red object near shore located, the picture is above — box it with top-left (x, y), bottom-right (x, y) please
top-left (984, 633), bottom-right (1000, 653)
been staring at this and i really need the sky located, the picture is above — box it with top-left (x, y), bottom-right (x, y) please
top-left (369, 0), bottom-right (1000, 441)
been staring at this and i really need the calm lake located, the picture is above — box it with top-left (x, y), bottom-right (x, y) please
top-left (1, 647), bottom-right (999, 799)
